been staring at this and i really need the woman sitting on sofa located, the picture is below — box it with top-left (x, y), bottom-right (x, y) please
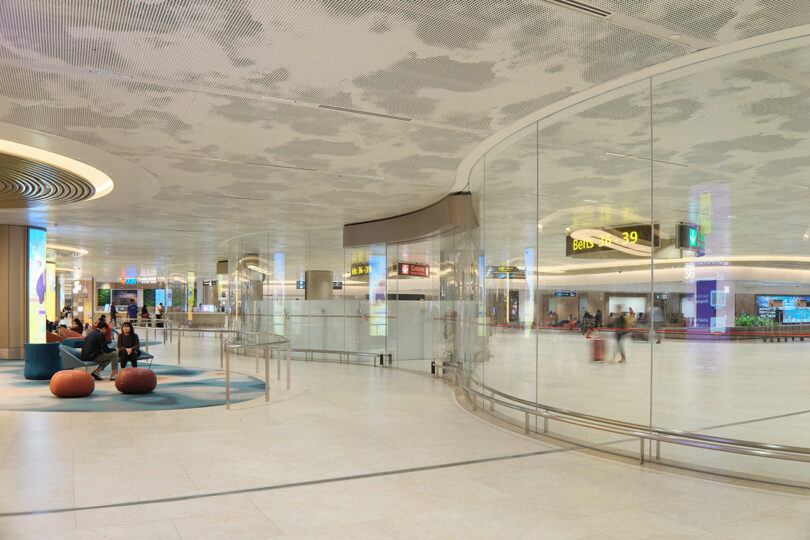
top-left (70, 318), bottom-right (84, 335)
top-left (57, 325), bottom-right (83, 340)
top-left (116, 321), bottom-right (141, 368)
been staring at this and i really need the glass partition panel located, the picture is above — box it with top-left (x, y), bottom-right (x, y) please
top-left (651, 36), bottom-right (810, 481)
top-left (536, 80), bottom-right (653, 446)
top-left (482, 124), bottom-right (539, 410)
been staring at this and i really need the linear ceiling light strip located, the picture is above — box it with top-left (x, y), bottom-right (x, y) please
top-left (544, 0), bottom-right (612, 18)
top-left (317, 104), bottom-right (412, 122)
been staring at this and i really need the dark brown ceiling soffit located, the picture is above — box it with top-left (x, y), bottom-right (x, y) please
top-left (343, 192), bottom-right (476, 248)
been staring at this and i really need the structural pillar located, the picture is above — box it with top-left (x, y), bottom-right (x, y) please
top-left (0, 225), bottom-right (46, 359)
top-left (305, 270), bottom-right (333, 300)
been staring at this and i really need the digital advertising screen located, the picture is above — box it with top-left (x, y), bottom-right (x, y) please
top-left (111, 289), bottom-right (137, 305)
top-left (45, 262), bottom-right (56, 322)
top-left (27, 228), bottom-right (46, 343)
top-left (143, 288), bottom-right (156, 306)
top-left (368, 251), bottom-right (387, 337)
top-left (155, 288), bottom-right (173, 307)
top-left (756, 296), bottom-right (810, 324)
top-left (97, 288), bottom-right (111, 306)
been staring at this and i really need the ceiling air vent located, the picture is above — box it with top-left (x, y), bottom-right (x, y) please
top-left (543, 0), bottom-right (612, 18)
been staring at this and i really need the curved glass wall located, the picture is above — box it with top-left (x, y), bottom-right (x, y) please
top-left (467, 33), bottom-right (810, 483)
top-left (227, 227), bottom-right (476, 372)
top-left (227, 33), bottom-right (810, 485)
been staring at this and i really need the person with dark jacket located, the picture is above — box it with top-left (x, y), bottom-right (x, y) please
top-left (595, 309), bottom-right (603, 329)
top-left (116, 321), bottom-right (141, 368)
top-left (82, 321), bottom-right (118, 380)
top-left (109, 305), bottom-right (117, 328)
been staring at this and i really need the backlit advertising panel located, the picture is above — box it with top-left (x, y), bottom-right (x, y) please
top-left (28, 227), bottom-right (46, 343)
top-left (45, 262), bottom-right (56, 322)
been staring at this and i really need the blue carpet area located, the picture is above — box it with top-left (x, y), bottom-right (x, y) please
top-left (0, 361), bottom-right (267, 412)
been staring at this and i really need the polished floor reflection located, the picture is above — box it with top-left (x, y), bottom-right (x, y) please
top-left (0, 335), bottom-right (808, 538)
top-left (481, 328), bottom-right (810, 483)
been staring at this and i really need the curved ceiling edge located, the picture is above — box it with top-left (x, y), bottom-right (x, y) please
top-left (343, 192), bottom-right (475, 247)
top-left (451, 23), bottom-right (810, 193)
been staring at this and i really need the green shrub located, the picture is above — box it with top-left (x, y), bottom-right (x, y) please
top-left (736, 313), bottom-right (776, 327)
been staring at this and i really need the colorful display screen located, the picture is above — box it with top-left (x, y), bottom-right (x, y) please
top-left (155, 288), bottom-right (172, 307)
top-left (112, 289), bottom-right (137, 305)
top-left (368, 252), bottom-right (386, 336)
top-left (28, 228), bottom-right (46, 343)
top-left (45, 262), bottom-right (56, 322)
top-left (756, 296), bottom-right (810, 324)
top-left (97, 288), bottom-right (111, 306)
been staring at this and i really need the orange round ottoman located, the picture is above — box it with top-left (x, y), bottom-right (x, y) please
top-left (50, 370), bottom-right (95, 398)
top-left (115, 367), bottom-right (157, 394)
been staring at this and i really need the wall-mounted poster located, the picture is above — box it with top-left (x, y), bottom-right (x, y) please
top-left (28, 228), bottom-right (47, 343)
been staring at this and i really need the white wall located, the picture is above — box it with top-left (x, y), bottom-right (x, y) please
top-left (608, 296), bottom-right (646, 316)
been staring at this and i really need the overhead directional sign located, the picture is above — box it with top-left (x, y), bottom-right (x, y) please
top-left (397, 262), bottom-right (429, 277)
top-left (566, 223), bottom-right (659, 258)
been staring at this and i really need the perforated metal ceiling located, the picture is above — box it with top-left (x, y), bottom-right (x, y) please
top-left (0, 0), bottom-right (806, 274)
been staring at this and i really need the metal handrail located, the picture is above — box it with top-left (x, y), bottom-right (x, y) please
top-left (447, 365), bottom-right (810, 464)
top-left (129, 322), bottom-right (290, 409)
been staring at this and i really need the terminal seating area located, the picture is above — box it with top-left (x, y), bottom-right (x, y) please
top-left (24, 330), bottom-right (155, 381)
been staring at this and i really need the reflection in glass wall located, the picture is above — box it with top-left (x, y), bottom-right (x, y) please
top-left (226, 34), bottom-right (810, 485)
top-left (464, 34), bottom-right (810, 483)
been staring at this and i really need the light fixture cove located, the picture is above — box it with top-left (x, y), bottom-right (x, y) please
top-left (0, 139), bottom-right (114, 199)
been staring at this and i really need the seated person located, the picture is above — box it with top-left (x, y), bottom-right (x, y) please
top-left (57, 325), bottom-right (83, 340)
top-left (70, 317), bottom-right (84, 335)
top-left (81, 321), bottom-right (118, 381)
top-left (116, 322), bottom-right (141, 368)
top-left (141, 306), bottom-right (150, 324)
top-left (95, 315), bottom-right (113, 343)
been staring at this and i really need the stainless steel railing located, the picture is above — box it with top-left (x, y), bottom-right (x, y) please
top-left (129, 322), bottom-right (291, 409)
top-left (445, 363), bottom-right (810, 465)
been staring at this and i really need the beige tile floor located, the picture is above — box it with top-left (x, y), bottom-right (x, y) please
top-left (0, 334), bottom-right (808, 539)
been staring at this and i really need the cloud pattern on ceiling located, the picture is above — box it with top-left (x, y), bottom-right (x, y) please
top-left (0, 0), bottom-right (806, 274)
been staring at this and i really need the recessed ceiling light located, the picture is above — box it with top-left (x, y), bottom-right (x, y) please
top-left (670, 34), bottom-right (682, 39)
top-left (583, 199), bottom-right (598, 203)
top-left (798, 185), bottom-right (809, 190)
top-left (261, 96), bottom-right (296, 103)
top-left (726, 215), bottom-right (737, 219)
top-left (203, 157), bottom-right (228, 162)
top-left (89, 69), bottom-right (133, 79)
top-left (604, 151), bottom-right (626, 157)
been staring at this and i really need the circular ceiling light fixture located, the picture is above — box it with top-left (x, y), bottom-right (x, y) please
top-left (0, 139), bottom-right (113, 207)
